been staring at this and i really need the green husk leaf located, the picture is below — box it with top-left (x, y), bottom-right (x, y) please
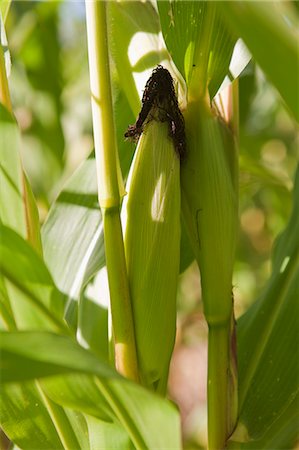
top-left (122, 117), bottom-right (180, 392)
top-left (181, 99), bottom-right (238, 447)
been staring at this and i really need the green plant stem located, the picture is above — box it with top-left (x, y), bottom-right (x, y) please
top-left (85, 0), bottom-right (139, 382)
top-left (207, 321), bottom-right (230, 450)
top-left (95, 378), bottom-right (146, 450)
top-left (0, 43), bottom-right (12, 112)
top-left (103, 208), bottom-right (139, 381)
top-left (36, 381), bottom-right (80, 450)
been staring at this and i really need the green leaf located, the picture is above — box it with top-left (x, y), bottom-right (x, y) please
top-left (230, 164), bottom-right (299, 448)
top-left (0, 274), bottom-right (16, 330)
top-left (0, 224), bottom-right (67, 333)
top-left (0, 0), bottom-right (12, 23)
top-left (86, 414), bottom-right (133, 450)
top-left (78, 294), bottom-right (109, 360)
top-left (219, 2), bottom-right (299, 121)
top-left (41, 374), bottom-right (112, 423)
top-left (0, 105), bottom-right (27, 238)
top-left (157, 1), bottom-right (206, 83)
top-left (0, 382), bottom-right (65, 450)
top-left (41, 156), bottom-right (104, 325)
top-left (108, 1), bottom-right (162, 116)
top-left (0, 331), bottom-right (115, 382)
top-left (13, 2), bottom-right (65, 165)
top-left (0, 102), bottom-right (42, 256)
top-left (1, 330), bottom-right (182, 450)
top-left (157, 1), bottom-right (237, 98)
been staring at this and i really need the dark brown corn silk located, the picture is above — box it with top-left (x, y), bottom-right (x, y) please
top-left (125, 65), bottom-right (186, 161)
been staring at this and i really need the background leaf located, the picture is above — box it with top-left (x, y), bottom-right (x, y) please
top-left (219, 1), bottom-right (299, 121)
top-left (229, 164), bottom-right (299, 448)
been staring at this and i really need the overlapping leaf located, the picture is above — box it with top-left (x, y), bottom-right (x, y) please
top-left (219, 1), bottom-right (299, 121)
top-left (0, 330), bottom-right (182, 450)
top-left (229, 164), bottom-right (299, 448)
top-left (157, 1), bottom-right (238, 98)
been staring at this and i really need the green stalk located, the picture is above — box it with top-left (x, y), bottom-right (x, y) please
top-left (85, 0), bottom-right (138, 382)
top-left (208, 322), bottom-right (230, 449)
top-left (181, 99), bottom-right (238, 449)
top-left (36, 381), bottom-right (80, 450)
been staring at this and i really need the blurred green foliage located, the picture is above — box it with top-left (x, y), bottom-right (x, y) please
top-left (4, 2), bottom-right (299, 447)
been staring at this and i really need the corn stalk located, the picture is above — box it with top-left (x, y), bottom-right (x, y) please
top-left (181, 95), bottom-right (239, 448)
top-left (85, 0), bottom-right (138, 382)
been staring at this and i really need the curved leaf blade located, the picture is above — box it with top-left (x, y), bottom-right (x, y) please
top-left (219, 2), bottom-right (299, 121)
top-left (157, 1), bottom-right (239, 98)
top-left (0, 330), bottom-right (182, 450)
top-left (0, 224), bottom-right (67, 333)
top-left (0, 382), bottom-right (65, 450)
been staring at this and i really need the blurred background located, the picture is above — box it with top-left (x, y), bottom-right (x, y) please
top-left (5, 2), bottom-right (299, 448)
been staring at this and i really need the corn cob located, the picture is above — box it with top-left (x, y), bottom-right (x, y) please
top-left (122, 107), bottom-right (181, 393)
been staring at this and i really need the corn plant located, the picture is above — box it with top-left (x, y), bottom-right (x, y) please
top-left (0, 1), bottom-right (298, 450)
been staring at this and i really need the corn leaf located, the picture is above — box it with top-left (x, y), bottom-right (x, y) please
top-left (0, 382), bottom-right (65, 450)
top-left (41, 156), bottom-right (104, 324)
top-left (0, 224), bottom-right (67, 333)
top-left (219, 1), bottom-right (299, 121)
top-left (0, 105), bottom-right (27, 238)
top-left (85, 415), bottom-right (133, 450)
top-left (0, 87), bottom-right (80, 450)
top-left (157, 1), bottom-right (238, 98)
top-left (41, 84), bottom-right (135, 324)
top-left (108, 1), bottom-right (162, 116)
top-left (0, 0), bottom-right (12, 24)
top-left (0, 330), bottom-right (182, 450)
top-left (229, 164), bottom-right (299, 448)
top-left (41, 374), bottom-right (112, 422)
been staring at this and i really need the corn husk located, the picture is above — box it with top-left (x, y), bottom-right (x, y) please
top-left (181, 98), bottom-right (238, 446)
top-left (181, 99), bottom-right (238, 324)
top-left (121, 116), bottom-right (180, 392)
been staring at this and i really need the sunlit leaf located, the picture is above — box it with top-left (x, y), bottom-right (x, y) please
top-left (0, 105), bottom-right (27, 237)
top-left (0, 0), bottom-right (12, 24)
top-left (157, 1), bottom-right (240, 98)
top-left (86, 414), bottom-right (133, 450)
top-left (0, 224), bottom-right (67, 333)
top-left (41, 156), bottom-right (104, 325)
top-left (1, 330), bottom-right (182, 449)
top-left (0, 382), bottom-right (65, 450)
top-left (219, 1), bottom-right (299, 121)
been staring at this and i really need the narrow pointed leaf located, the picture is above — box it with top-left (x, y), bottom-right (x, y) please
top-left (219, 2), bottom-right (299, 120)
top-left (0, 330), bottom-right (182, 450)
top-left (0, 224), bottom-right (67, 333)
